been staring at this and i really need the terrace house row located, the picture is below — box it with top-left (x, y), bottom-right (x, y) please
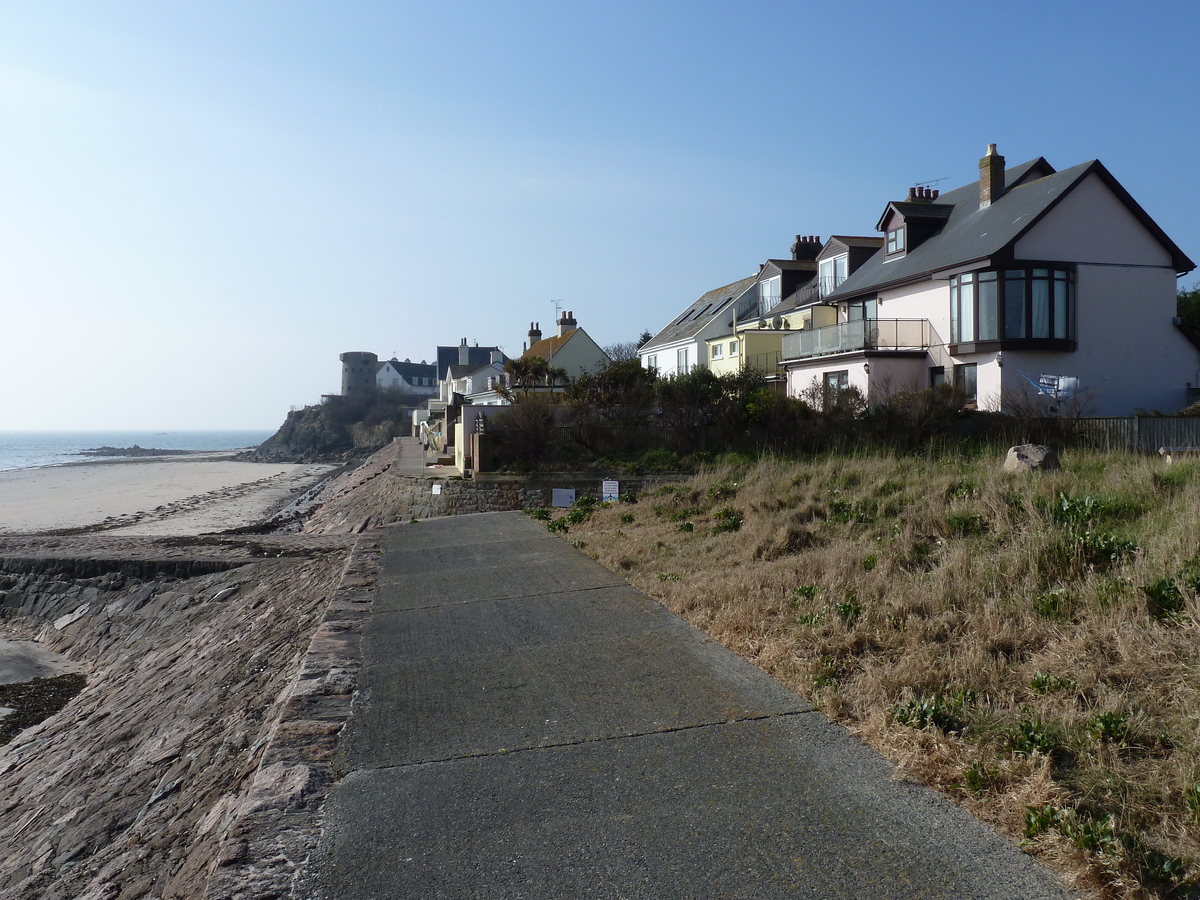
top-left (642, 145), bottom-right (1198, 416)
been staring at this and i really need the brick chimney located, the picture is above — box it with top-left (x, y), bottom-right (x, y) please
top-left (905, 187), bottom-right (940, 203)
top-left (557, 310), bottom-right (577, 337)
top-left (528, 321), bottom-right (542, 345)
top-left (979, 143), bottom-right (1005, 208)
top-left (790, 234), bottom-right (822, 261)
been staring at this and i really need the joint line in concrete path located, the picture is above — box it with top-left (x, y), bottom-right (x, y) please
top-left (362, 708), bottom-right (821, 772)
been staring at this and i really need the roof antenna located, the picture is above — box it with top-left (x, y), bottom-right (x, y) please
top-left (551, 298), bottom-right (564, 320)
top-left (915, 177), bottom-right (947, 188)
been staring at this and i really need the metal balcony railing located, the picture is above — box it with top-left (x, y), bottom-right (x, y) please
top-left (789, 274), bottom-right (848, 307)
top-left (781, 318), bottom-right (933, 361)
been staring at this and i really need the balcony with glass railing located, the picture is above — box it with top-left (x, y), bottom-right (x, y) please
top-left (781, 318), bottom-right (933, 361)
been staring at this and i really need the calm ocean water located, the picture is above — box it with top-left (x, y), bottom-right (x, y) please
top-left (0, 431), bottom-right (274, 473)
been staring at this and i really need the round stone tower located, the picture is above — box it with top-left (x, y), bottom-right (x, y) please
top-left (340, 351), bottom-right (378, 396)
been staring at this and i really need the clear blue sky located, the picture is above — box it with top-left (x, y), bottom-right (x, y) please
top-left (3, 0), bottom-right (1198, 429)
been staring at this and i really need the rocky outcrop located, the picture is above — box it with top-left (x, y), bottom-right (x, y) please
top-left (252, 398), bottom-right (407, 463)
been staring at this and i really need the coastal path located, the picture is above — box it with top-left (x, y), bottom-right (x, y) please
top-left (293, 511), bottom-right (1074, 899)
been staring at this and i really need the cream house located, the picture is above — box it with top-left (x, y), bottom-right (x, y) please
top-left (781, 145), bottom-right (1197, 415)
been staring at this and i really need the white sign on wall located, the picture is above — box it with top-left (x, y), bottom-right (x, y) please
top-left (432, 483), bottom-right (442, 495)
top-left (552, 488), bottom-right (576, 508)
top-left (602, 480), bottom-right (619, 502)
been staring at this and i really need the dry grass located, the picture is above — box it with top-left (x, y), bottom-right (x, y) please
top-left (550, 449), bottom-right (1200, 899)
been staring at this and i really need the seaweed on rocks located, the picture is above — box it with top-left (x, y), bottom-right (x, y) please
top-left (0, 673), bottom-right (87, 746)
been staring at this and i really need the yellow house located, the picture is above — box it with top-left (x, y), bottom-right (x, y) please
top-left (706, 306), bottom-right (838, 378)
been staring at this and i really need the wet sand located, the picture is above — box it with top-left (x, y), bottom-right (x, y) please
top-left (0, 453), bottom-right (335, 535)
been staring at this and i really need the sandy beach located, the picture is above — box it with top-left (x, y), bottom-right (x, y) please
top-left (0, 453), bottom-right (335, 535)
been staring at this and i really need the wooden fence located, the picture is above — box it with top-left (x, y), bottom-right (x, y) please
top-left (1062, 417), bottom-right (1200, 454)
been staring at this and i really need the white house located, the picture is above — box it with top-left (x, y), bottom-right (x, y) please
top-left (444, 353), bottom-right (507, 404)
top-left (376, 358), bottom-right (438, 394)
top-left (781, 145), bottom-right (1197, 416)
top-left (639, 275), bottom-right (758, 377)
top-left (522, 312), bottom-right (611, 379)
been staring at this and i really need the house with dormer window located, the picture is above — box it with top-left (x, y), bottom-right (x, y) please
top-left (640, 275), bottom-right (758, 376)
top-left (706, 235), bottom-right (883, 382)
top-left (780, 144), bottom-right (1197, 415)
top-left (376, 358), bottom-right (438, 395)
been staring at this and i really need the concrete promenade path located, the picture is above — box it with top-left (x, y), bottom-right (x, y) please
top-left (295, 511), bottom-right (1074, 900)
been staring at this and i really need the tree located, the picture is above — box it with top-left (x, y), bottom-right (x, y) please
top-left (637, 330), bottom-right (653, 348)
top-left (602, 341), bottom-right (641, 361)
top-left (499, 355), bottom-right (570, 400)
top-left (1178, 281), bottom-right (1200, 332)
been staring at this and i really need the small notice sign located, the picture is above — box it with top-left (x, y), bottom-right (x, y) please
top-left (432, 483), bottom-right (442, 495)
top-left (602, 480), bottom-right (619, 502)
top-left (552, 488), bottom-right (576, 508)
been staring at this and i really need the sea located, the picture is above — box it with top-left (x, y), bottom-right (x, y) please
top-left (0, 431), bottom-right (274, 473)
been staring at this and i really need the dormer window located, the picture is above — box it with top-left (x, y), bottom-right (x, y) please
top-left (818, 255), bottom-right (848, 296)
top-left (760, 276), bottom-right (781, 309)
top-left (886, 226), bottom-right (906, 256)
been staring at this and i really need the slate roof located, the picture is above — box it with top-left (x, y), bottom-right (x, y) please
top-left (377, 358), bottom-right (437, 379)
top-left (642, 275), bottom-right (759, 351)
top-left (824, 235), bottom-right (884, 251)
top-left (764, 259), bottom-right (818, 272)
top-left (828, 157), bottom-right (1196, 302)
top-left (436, 345), bottom-right (504, 380)
top-left (447, 363), bottom-right (496, 380)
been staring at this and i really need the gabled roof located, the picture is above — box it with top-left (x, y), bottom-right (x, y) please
top-left (377, 358), bottom-right (437, 378)
top-left (822, 235), bottom-right (884, 253)
top-left (447, 362), bottom-right (498, 380)
top-left (436, 345), bottom-right (504, 380)
top-left (525, 329), bottom-right (576, 359)
top-left (830, 157), bottom-right (1196, 302)
top-left (642, 275), bottom-right (758, 351)
top-left (874, 201), bottom-right (955, 232)
top-left (763, 259), bottom-right (818, 273)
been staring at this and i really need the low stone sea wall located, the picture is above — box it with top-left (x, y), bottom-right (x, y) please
top-left (0, 533), bottom-right (359, 900)
top-left (299, 440), bottom-right (659, 533)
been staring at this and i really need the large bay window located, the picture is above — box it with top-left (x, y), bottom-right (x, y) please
top-left (950, 267), bottom-right (1074, 346)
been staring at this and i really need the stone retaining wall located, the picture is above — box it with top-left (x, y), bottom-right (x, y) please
top-left (304, 453), bottom-right (659, 534)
